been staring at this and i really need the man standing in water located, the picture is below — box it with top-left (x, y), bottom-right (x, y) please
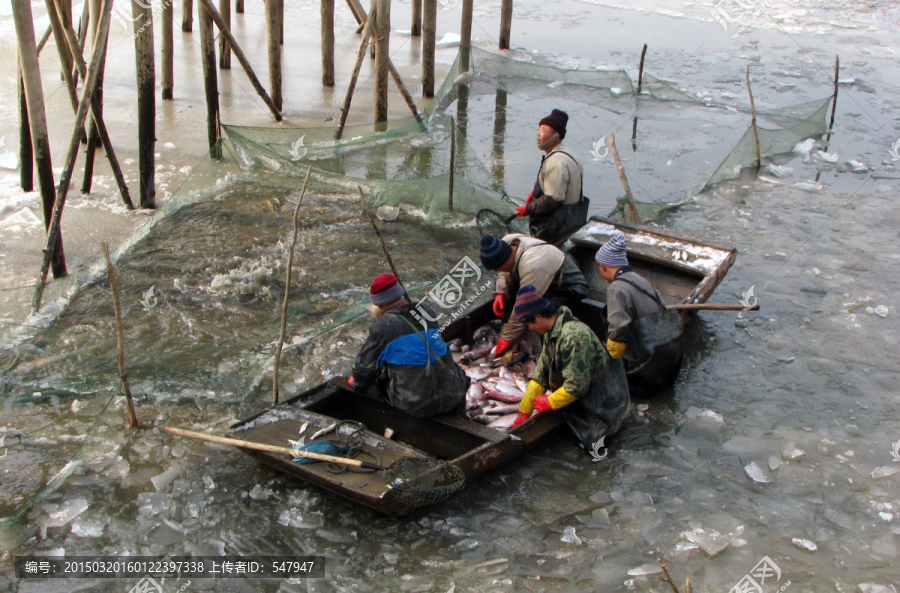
top-left (349, 274), bottom-right (468, 417)
top-left (514, 109), bottom-right (589, 245)
top-left (595, 235), bottom-right (684, 396)
top-left (509, 286), bottom-right (630, 449)
top-left (479, 234), bottom-right (589, 356)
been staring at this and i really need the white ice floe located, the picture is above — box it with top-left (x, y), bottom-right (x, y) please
top-left (792, 537), bottom-right (817, 551)
top-left (792, 138), bottom-right (816, 157)
top-left (744, 461), bottom-right (773, 483)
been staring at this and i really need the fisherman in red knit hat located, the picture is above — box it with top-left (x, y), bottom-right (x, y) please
top-left (349, 274), bottom-right (468, 417)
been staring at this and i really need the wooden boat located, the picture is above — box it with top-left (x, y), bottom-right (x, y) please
top-left (227, 299), bottom-right (608, 516)
top-left (566, 215), bottom-right (737, 324)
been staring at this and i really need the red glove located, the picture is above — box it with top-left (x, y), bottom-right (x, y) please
top-left (511, 412), bottom-right (531, 428)
top-left (492, 337), bottom-right (512, 355)
top-left (533, 395), bottom-right (553, 413)
top-left (348, 376), bottom-right (355, 387)
top-left (492, 293), bottom-right (505, 317)
top-left (515, 205), bottom-right (528, 217)
top-left (526, 189), bottom-right (534, 204)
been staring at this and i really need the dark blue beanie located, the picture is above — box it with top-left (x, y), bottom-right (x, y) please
top-left (539, 109), bottom-right (568, 139)
top-left (480, 235), bottom-right (512, 270)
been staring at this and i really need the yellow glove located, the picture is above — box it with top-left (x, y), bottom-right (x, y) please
top-left (519, 380), bottom-right (546, 416)
top-left (547, 385), bottom-right (578, 410)
top-left (606, 338), bottom-right (626, 358)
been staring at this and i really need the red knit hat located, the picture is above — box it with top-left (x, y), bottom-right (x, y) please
top-left (369, 274), bottom-right (404, 306)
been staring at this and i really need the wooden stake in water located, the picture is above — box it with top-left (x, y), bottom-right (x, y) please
top-left (162, 0), bottom-right (174, 98)
top-left (422, 0), bottom-right (436, 97)
top-left (321, 0), bottom-right (334, 86)
top-left (199, 0), bottom-right (221, 158)
top-left (499, 0), bottom-right (512, 50)
top-left (828, 55), bottom-right (839, 134)
top-left (273, 165), bottom-right (313, 406)
top-left (636, 43), bottom-right (648, 94)
top-left (218, 0), bottom-right (231, 69)
top-left (459, 0), bottom-right (473, 74)
top-left (267, 0), bottom-right (282, 111)
top-left (101, 243), bottom-right (139, 428)
top-left (334, 4), bottom-right (377, 139)
top-left (448, 117), bottom-right (456, 212)
top-left (746, 65), bottom-right (761, 172)
top-left (133, 0), bottom-right (157, 207)
top-left (182, 0), bottom-right (193, 31)
top-left (374, 0), bottom-right (391, 129)
top-left (608, 133), bottom-right (641, 225)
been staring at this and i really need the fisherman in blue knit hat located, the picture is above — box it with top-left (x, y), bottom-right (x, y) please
top-left (514, 109), bottom-right (589, 245)
top-left (596, 235), bottom-right (684, 397)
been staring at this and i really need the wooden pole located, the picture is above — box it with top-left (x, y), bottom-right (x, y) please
top-left (636, 43), bottom-right (647, 94)
top-left (387, 57), bottom-right (425, 128)
top-left (13, 0), bottom-right (66, 280)
top-left (182, 0), bottom-right (193, 31)
top-left (491, 88), bottom-right (507, 183)
top-left (236, 0), bottom-right (243, 12)
top-left (422, 0), bottom-right (436, 97)
top-left (164, 426), bottom-right (386, 469)
top-left (37, 25), bottom-right (53, 54)
top-left (608, 133), bottom-right (641, 225)
top-left (499, 0), bottom-right (512, 50)
top-left (334, 5), bottom-right (377, 139)
top-left (828, 55), bottom-right (839, 134)
top-left (321, 0), bottom-right (334, 86)
top-left (18, 67), bottom-right (33, 192)
top-left (278, 0), bottom-right (284, 44)
top-left (267, 0), bottom-right (282, 112)
top-left (81, 0), bottom-right (104, 194)
top-left (162, 0), bottom-right (174, 98)
top-left (448, 117), bottom-right (455, 211)
top-left (199, 0), bottom-right (221, 159)
top-left (358, 186), bottom-right (410, 302)
top-left (746, 65), bottom-right (760, 172)
top-left (133, 0), bottom-right (157, 208)
top-left (35, 0), bottom-right (117, 312)
top-left (345, 0), bottom-right (365, 25)
top-left (374, 0), bottom-right (390, 130)
top-left (218, 0), bottom-right (231, 69)
top-left (45, 0), bottom-right (82, 117)
top-left (273, 166), bottom-right (313, 406)
top-left (102, 243), bottom-right (139, 428)
top-left (412, 0), bottom-right (421, 36)
top-left (460, 0), bottom-right (473, 74)
top-left (197, 0), bottom-right (282, 120)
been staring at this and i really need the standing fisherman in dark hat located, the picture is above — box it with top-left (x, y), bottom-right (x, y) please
top-left (479, 234), bottom-right (589, 356)
top-left (514, 109), bottom-right (589, 245)
top-left (349, 274), bottom-right (468, 417)
top-left (509, 286), bottom-right (630, 450)
top-left (595, 235), bottom-right (684, 397)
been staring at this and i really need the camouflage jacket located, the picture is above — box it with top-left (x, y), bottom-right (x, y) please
top-left (533, 306), bottom-right (608, 398)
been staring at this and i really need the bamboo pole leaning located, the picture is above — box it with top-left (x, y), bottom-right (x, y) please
top-left (334, 5), bottom-right (378, 139)
top-left (13, 0), bottom-right (67, 280)
top-left (746, 65), bottom-right (761, 172)
top-left (608, 133), bottom-right (642, 225)
top-left (636, 44), bottom-right (648, 94)
top-left (273, 165), bottom-right (313, 406)
top-left (358, 185), bottom-right (410, 303)
top-left (197, 0), bottom-right (283, 120)
top-left (101, 243), bottom-right (139, 428)
top-left (33, 0), bottom-right (115, 312)
top-left (828, 55), bottom-right (839, 135)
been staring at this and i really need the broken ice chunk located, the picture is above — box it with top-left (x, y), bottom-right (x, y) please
top-left (792, 138), bottom-right (816, 157)
top-left (846, 160), bottom-right (869, 173)
top-left (744, 461), bottom-right (773, 483)
top-left (249, 484), bottom-right (274, 500)
top-left (872, 467), bottom-right (900, 480)
top-left (684, 528), bottom-right (729, 558)
top-left (782, 444), bottom-right (805, 461)
top-left (765, 163), bottom-right (794, 178)
top-left (627, 563), bottom-right (662, 576)
top-left (792, 181), bottom-right (824, 193)
top-left (561, 526), bottom-right (582, 544)
top-left (792, 537), bottom-right (817, 551)
top-left (815, 150), bottom-right (839, 162)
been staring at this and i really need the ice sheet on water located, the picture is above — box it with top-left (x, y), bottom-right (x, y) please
top-left (151, 464), bottom-right (182, 491)
top-left (37, 498), bottom-right (89, 538)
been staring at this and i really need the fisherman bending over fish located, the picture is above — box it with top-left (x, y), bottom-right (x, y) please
top-left (510, 286), bottom-right (630, 449)
top-left (480, 234), bottom-right (589, 357)
top-left (349, 274), bottom-right (468, 417)
top-left (514, 109), bottom-right (589, 245)
top-left (595, 235), bottom-right (684, 397)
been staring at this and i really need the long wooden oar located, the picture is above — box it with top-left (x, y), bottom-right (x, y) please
top-left (164, 426), bottom-right (386, 470)
top-left (667, 303), bottom-right (759, 311)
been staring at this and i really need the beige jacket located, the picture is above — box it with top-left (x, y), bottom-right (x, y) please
top-left (539, 142), bottom-right (583, 205)
top-left (494, 233), bottom-right (566, 343)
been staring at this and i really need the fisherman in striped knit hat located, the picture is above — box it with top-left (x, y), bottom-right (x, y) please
top-left (509, 285), bottom-right (630, 451)
top-left (595, 235), bottom-right (684, 397)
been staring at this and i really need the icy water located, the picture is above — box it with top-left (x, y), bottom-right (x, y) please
top-left (1, 0), bottom-right (900, 591)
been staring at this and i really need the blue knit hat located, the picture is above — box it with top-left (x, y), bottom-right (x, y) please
top-left (594, 234), bottom-right (629, 267)
top-left (480, 235), bottom-right (512, 270)
top-left (539, 109), bottom-right (569, 139)
top-left (514, 285), bottom-right (552, 322)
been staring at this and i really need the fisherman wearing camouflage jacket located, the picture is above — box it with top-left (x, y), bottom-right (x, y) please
top-left (509, 286), bottom-right (630, 450)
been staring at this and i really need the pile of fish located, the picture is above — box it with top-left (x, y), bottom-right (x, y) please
top-left (448, 321), bottom-right (546, 432)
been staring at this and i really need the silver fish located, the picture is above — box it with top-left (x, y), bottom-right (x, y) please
top-left (298, 422), bottom-right (309, 435)
top-left (311, 422), bottom-right (337, 440)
